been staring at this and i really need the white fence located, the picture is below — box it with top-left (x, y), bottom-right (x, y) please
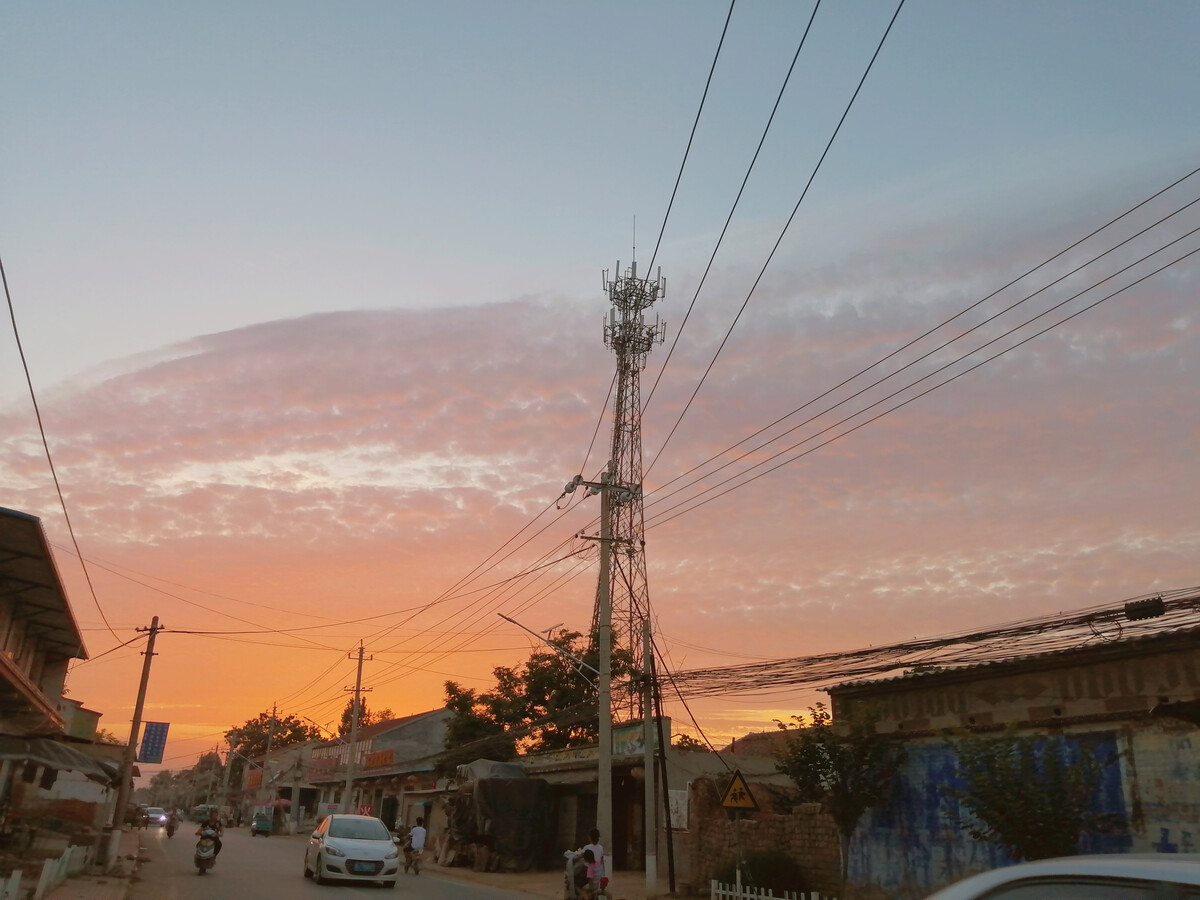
top-left (0, 870), bottom-right (19, 900)
top-left (711, 879), bottom-right (835, 900)
top-left (2, 843), bottom-right (95, 900)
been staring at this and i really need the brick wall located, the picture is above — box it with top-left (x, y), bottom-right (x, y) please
top-left (684, 776), bottom-right (841, 897)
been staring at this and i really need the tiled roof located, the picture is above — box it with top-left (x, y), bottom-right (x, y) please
top-left (829, 624), bottom-right (1200, 694)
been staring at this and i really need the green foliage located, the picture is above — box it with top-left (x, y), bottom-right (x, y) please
top-left (336, 699), bottom-right (395, 737)
top-left (949, 729), bottom-right (1111, 861)
top-left (225, 711), bottom-right (322, 758)
top-left (774, 703), bottom-right (906, 841)
top-left (774, 702), bottom-right (906, 888)
top-left (224, 710), bottom-right (322, 790)
top-left (438, 681), bottom-right (520, 775)
top-left (440, 629), bottom-right (635, 773)
top-left (672, 733), bottom-right (708, 752)
top-left (94, 727), bottom-right (123, 745)
top-left (713, 851), bottom-right (810, 895)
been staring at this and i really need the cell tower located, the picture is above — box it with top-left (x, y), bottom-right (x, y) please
top-left (596, 259), bottom-right (665, 719)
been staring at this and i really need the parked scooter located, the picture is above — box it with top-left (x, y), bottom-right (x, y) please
top-left (194, 826), bottom-right (218, 875)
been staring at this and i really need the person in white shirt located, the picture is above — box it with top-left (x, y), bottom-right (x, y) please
top-left (404, 816), bottom-right (427, 874)
top-left (582, 828), bottom-right (606, 879)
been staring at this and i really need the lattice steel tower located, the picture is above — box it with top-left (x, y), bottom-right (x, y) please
top-left (595, 260), bottom-right (665, 719)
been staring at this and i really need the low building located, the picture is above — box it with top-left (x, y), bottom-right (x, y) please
top-left (436, 717), bottom-right (791, 888)
top-left (307, 709), bottom-right (452, 832)
top-left (0, 507), bottom-right (119, 858)
top-left (240, 740), bottom-right (321, 832)
top-left (828, 626), bottom-right (1200, 897)
top-left (0, 507), bottom-right (85, 739)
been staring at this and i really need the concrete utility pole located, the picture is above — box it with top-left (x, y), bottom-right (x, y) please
top-left (219, 741), bottom-right (233, 810)
top-left (598, 468), bottom-right (615, 856)
top-left (107, 616), bottom-right (160, 871)
top-left (255, 702), bottom-right (277, 813)
top-left (643, 619), bottom-right (657, 896)
top-left (340, 642), bottom-right (371, 814)
top-left (565, 465), bottom-right (624, 853)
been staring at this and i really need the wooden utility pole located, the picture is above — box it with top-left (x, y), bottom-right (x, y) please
top-left (107, 616), bottom-right (160, 871)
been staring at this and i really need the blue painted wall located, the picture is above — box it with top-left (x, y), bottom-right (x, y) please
top-left (849, 733), bottom-right (1130, 898)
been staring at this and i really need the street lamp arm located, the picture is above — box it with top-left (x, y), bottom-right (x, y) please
top-left (497, 613), bottom-right (599, 684)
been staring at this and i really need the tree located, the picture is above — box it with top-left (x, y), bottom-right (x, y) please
top-left (224, 711), bottom-right (322, 791)
top-left (147, 769), bottom-right (178, 805)
top-left (337, 699), bottom-right (395, 737)
top-left (94, 727), bottom-right (124, 745)
top-left (948, 728), bottom-right (1113, 861)
top-left (673, 733), bottom-right (708, 752)
top-left (775, 703), bottom-right (906, 890)
top-left (439, 629), bottom-right (634, 773)
top-left (438, 681), bottom-right (519, 775)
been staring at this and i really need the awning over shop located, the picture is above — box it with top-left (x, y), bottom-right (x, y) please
top-left (0, 507), bottom-right (87, 661)
top-left (0, 735), bottom-right (120, 784)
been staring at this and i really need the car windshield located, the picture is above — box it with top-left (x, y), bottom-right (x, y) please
top-left (146, 808), bottom-right (165, 816)
top-left (327, 818), bottom-right (390, 841)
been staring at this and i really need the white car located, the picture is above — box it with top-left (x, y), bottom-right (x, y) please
top-left (303, 814), bottom-right (401, 887)
top-left (144, 807), bottom-right (168, 827)
top-left (926, 854), bottom-right (1200, 899)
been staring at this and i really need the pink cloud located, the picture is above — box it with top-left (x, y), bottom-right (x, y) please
top-left (1, 202), bottom-right (1195, 769)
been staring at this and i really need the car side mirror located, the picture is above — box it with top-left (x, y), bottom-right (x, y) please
top-left (311, 832), bottom-right (321, 839)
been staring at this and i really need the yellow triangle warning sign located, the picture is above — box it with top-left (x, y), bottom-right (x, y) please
top-left (719, 769), bottom-right (759, 811)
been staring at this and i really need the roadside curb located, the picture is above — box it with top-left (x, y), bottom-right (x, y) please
top-left (44, 831), bottom-right (143, 900)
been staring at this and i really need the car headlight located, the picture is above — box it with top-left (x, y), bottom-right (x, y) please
top-left (324, 846), bottom-right (347, 857)
top-left (385, 848), bottom-right (399, 859)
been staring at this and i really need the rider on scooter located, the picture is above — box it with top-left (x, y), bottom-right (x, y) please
top-left (196, 810), bottom-right (223, 863)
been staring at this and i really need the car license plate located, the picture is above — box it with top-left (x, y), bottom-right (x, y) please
top-left (351, 862), bottom-right (378, 874)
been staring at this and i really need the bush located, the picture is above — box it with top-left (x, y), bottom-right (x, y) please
top-left (713, 851), bottom-right (809, 894)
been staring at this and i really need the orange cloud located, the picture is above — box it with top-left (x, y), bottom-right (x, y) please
top-left (1, 218), bottom-right (1195, 773)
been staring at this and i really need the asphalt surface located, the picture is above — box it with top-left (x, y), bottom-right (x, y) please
top-left (130, 826), bottom-right (538, 900)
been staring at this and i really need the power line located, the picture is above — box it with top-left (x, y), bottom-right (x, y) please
top-left (641, 0), bottom-right (739, 280)
top-left (51, 542), bottom-right (346, 621)
top-left (642, 165), bottom-right (1200, 516)
top-left (644, 0), bottom-right (823, 415)
top-left (670, 587), bottom-right (1200, 697)
top-left (642, 233), bottom-right (1200, 529)
top-left (644, 0), bottom-right (907, 480)
top-left (2, 251), bottom-right (120, 641)
top-left (343, 169), bottom-right (1198, 691)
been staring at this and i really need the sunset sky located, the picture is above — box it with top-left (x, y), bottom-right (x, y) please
top-left (2, 1), bottom-right (1197, 777)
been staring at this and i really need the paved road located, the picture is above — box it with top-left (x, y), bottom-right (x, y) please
top-left (131, 826), bottom-right (535, 900)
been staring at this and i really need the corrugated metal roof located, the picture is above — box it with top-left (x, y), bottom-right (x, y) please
top-left (0, 506), bottom-right (86, 660)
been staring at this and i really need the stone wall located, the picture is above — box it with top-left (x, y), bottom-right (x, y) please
top-left (685, 776), bottom-right (841, 897)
